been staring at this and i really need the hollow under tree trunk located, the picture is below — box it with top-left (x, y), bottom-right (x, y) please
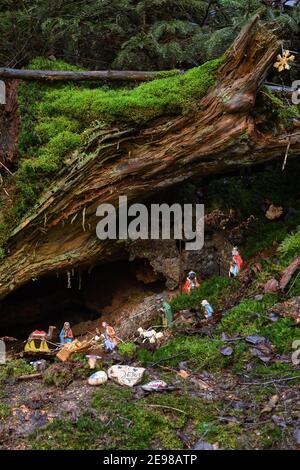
top-left (0, 14), bottom-right (299, 300)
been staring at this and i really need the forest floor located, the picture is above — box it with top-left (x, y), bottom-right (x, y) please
top-left (0, 338), bottom-right (300, 450)
top-left (1, 165), bottom-right (300, 450)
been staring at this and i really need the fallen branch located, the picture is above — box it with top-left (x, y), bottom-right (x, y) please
top-left (0, 160), bottom-right (13, 175)
top-left (17, 373), bottom-right (42, 381)
top-left (0, 68), bottom-right (163, 82)
top-left (242, 374), bottom-right (300, 386)
top-left (150, 350), bottom-right (189, 367)
top-left (280, 255), bottom-right (300, 290)
top-left (282, 137), bottom-right (291, 171)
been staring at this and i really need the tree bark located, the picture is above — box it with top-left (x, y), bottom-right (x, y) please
top-left (0, 80), bottom-right (20, 165)
top-left (0, 14), bottom-right (299, 300)
top-left (0, 69), bottom-right (160, 82)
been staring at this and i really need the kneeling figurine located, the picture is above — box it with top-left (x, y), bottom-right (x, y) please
top-left (201, 300), bottom-right (214, 319)
top-left (59, 322), bottom-right (74, 346)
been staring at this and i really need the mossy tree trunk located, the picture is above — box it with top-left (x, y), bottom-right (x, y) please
top-left (0, 14), bottom-right (299, 299)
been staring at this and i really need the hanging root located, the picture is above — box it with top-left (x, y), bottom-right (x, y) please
top-left (82, 207), bottom-right (86, 232)
top-left (67, 271), bottom-right (71, 289)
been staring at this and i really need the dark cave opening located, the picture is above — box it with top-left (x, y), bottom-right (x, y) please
top-left (0, 259), bottom-right (165, 339)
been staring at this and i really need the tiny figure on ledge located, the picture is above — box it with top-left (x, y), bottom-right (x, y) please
top-left (59, 322), bottom-right (74, 346)
top-left (232, 246), bottom-right (243, 272)
top-left (102, 321), bottom-right (118, 352)
top-left (155, 294), bottom-right (173, 327)
top-left (201, 300), bottom-right (214, 319)
top-left (229, 259), bottom-right (239, 278)
top-left (183, 271), bottom-right (200, 294)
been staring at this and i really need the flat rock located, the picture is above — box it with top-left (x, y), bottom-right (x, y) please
top-left (192, 439), bottom-right (216, 450)
top-left (254, 294), bottom-right (264, 301)
top-left (87, 371), bottom-right (108, 386)
top-left (142, 380), bottom-right (168, 392)
top-left (108, 365), bottom-right (145, 387)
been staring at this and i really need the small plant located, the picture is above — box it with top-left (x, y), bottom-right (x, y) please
top-left (278, 226), bottom-right (300, 260)
top-left (0, 403), bottom-right (11, 420)
top-left (0, 359), bottom-right (34, 384)
top-left (43, 363), bottom-right (74, 389)
top-left (118, 342), bottom-right (137, 359)
top-left (220, 295), bottom-right (278, 336)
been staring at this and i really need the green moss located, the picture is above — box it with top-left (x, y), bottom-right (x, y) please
top-left (197, 422), bottom-right (240, 449)
top-left (43, 363), bottom-right (74, 389)
top-left (220, 295), bottom-right (279, 336)
top-left (278, 225), bottom-right (300, 260)
top-left (0, 403), bottom-right (11, 420)
top-left (27, 57), bottom-right (85, 72)
top-left (0, 55), bottom-right (223, 244)
top-left (0, 359), bottom-right (34, 384)
top-left (231, 341), bottom-right (253, 373)
top-left (258, 424), bottom-right (283, 449)
top-left (250, 361), bottom-right (298, 377)
top-left (170, 276), bottom-right (234, 312)
top-left (118, 342), bottom-right (137, 358)
top-left (260, 87), bottom-right (300, 127)
top-left (138, 335), bottom-right (225, 370)
top-left (262, 317), bottom-right (298, 354)
top-left (39, 56), bottom-right (223, 126)
top-left (29, 383), bottom-right (223, 450)
top-left (278, 104), bottom-right (300, 125)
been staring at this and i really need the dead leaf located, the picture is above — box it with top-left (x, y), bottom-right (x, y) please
top-left (272, 415), bottom-right (287, 428)
top-left (192, 439), bottom-right (217, 450)
top-left (265, 204), bottom-right (283, 220)
top-left (220, 346), bottom-right (233, 356)
top-left (246, 335), bottom-right (266, 345)
top-left (178, 369), bottom-right (189, 380)
top-left (261, 394), bottom-right (279, 414)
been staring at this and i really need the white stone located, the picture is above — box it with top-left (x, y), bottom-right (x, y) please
top-left (108, 365), bottom-right (145, 387)
top-left (88, 371), bottom-right (108, 386)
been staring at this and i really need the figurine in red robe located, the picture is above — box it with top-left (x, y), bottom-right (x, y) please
top-left (183, 271), bottom-right (200, 294)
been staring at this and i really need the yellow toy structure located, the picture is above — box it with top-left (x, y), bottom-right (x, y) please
top-left (24, 326), bottom-right (56, 354)
top-left (24, 338), bottom-right (51, 353)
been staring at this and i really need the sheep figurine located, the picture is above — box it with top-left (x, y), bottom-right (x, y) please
top-left (137, 327), bottom-right (163, 344)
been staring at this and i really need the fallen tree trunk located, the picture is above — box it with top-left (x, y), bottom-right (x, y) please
top-left (280, 255), bottom-right (300, 290)
top-left (0, 14), bottom-right (299, 300)
top-left (0, 69), bottom-right (160, 82)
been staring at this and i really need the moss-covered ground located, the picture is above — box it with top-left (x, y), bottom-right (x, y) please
top-left (1, 132), bottom-right (300, 449)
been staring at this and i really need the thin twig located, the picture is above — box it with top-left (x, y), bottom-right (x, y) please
top-left (144, 404), bottom-right (186, 414)
top-left (242, 374), bottom-right (300, 386)
top-left (151, 350), bottom-right (189, 367)
top-left (17, 373), bottom-right (42, 381)
top-left (0, 161), bottom-right (13, 175)
top-left (282, 137), bottom-right (291, 171)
